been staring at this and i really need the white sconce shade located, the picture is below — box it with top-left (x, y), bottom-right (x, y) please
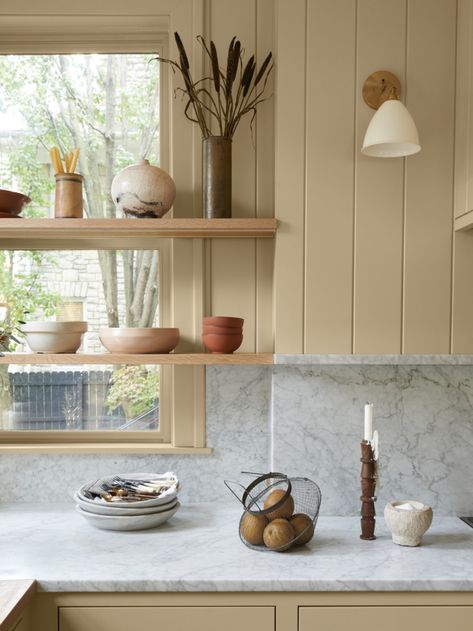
top-left (361, 99), bottom-right (421, 158)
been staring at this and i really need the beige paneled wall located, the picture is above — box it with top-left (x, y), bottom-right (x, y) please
top-left (206, 0), bottom-right (275, 352)
top-left (274, 0), bottom-right (461, 354)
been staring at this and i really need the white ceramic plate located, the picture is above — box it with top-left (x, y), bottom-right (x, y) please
top-left (77, 472), bottom-right (179, 509)
top-left (74, 493), bottom-right (178, 516)
top-left (76, 501), bottom-right (180, 531)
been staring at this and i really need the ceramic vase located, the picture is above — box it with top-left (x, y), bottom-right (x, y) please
top-left (111, 159), bottom-right (176, 219)
top-left (202, 136), bottom-right (232, 218)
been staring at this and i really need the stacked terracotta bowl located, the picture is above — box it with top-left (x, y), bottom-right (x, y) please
top-left (203, 316), bottom-right (244, 354)
top-left (0, 189), bottom-right (31, 218)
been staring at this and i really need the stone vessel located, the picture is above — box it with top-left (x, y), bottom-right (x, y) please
top-left (384, 500), bottom-right (433, 547)
top-left (111, 159), bottom-right (176, 218)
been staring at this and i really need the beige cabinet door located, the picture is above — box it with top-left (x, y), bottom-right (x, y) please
top-left (299, 606), bottom-right (473, 631)
top-left (59, 606), bottom-right (274, 631)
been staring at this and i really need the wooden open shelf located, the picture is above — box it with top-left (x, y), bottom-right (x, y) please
top-left (0, 217), bottom-right (277, 249)
top-left (0, 352), bottom-right (274, 366)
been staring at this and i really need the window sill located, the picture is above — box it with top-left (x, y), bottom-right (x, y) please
top-left (0, 442), bottom-right (212, 454)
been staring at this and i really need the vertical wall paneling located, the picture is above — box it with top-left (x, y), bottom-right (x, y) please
top-left (454, 0), bottom-right (471, 219)
top-left (304, 0), bottom-right (356, 353)
top-left (209, 0), bottom-right (257, 352)
top-left (402, 0), bottom-right (456, 353)
top-left (353, 0), bottom-right (406, 354)
top-left (452, 0), bottom-right (473, 353)
top-left (273, 0), bottom-right (307, 353)
top-left (255, 0), bottom-right (275, 352)
top-left (452, 231), bottom-right (473, 352)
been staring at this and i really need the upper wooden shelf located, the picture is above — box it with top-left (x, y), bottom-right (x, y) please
top-left (0, 217), bottom-right (277, 249)
top-left (0, 352), bottom-right (274, 366)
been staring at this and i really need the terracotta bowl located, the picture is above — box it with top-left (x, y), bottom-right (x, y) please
top-left (99, 327), bottom-right (180, 354)
top-left (203, 316), bottom-right (244, 329)
top-left (203, 324), bottom-right (243, 335)
top-left (203, 332), bottom-right (243, 354)
top-left (0, 189), bottom-right (31, 216)
top-left (22, 321), bottom-right (88, 353)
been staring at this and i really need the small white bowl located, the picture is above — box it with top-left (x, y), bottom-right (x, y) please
top-left (22, 321), bottom-right (88, 353)
top-left (76, 501), bottom-right (180, 531)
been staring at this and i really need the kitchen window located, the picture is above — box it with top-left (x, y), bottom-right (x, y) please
top-left (0, 1), bottom-right (207, 453)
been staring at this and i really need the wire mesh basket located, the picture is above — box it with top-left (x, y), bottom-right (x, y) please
top-left (225, 471), bottom-right (322, 552)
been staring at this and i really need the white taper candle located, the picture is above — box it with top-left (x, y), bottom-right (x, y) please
top-left (364, 402), bottom-right (373, 442)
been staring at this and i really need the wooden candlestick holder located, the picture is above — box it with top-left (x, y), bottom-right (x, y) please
top-left (360, 440), bottom-right (377, 540)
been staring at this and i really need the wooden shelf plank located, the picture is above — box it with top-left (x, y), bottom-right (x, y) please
top-left (0, 217), bottom-right (277, 249)
top-left (0, 352), bottom-right (274, 365)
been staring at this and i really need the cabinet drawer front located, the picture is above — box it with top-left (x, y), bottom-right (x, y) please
top-left (299, 606), bottom-right (473, 631)
top-left (60, 606), bottom-right (274, 631)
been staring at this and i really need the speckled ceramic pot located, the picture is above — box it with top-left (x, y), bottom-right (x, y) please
top-left (384, 500), bottom-right (433, 547)
top-left (111, 159), bottom-right (176, 218)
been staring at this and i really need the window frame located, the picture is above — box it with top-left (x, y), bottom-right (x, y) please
top-left (0, 0), bottom-right (208, 454)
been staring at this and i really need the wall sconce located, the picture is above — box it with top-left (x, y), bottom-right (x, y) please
top-left (361, 70), bottom-right (421, 158)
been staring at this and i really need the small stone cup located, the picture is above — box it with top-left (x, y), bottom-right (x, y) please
top-left (384, 500), bottom-right (433, 547)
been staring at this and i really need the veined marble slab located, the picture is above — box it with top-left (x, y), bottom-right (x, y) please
top-left (275, 354), bottom-right (473, 365)
top-left (0, 366), bottom-right (270, 504)
top-left (272, 364), bottom-right (473, 515)
top-left (1, 503), bottom-right (473, 592)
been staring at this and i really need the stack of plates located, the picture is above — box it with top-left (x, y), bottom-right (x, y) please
top-left (75, 472), bottom-right (180, 531)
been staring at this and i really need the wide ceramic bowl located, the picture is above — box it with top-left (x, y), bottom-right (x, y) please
top-left (76, 501), bottom-right (180, 531)
top-left (203, 324), bottom-right (243, 335)
top-left (203, 332), bottom-right (243, 354)
top-left (111, 159), bottom-right (176, 218)
top-left (99, 327), bottom-right (180, 354)
top-left (22, 321), bottom-right (88, 353)
top-left (77, 472), bottom-right (180, 509)
top-left (74, 493), bottom-right (178, 516)
top-left (203, 316), bottom-right (244, 329)
top-left (384, 500), bottom-right (433, 547)
top-left (0, 189), bottom-right (31, 216)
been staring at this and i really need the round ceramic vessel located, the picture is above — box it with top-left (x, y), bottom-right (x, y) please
top-left (203, 324), bottom-right (243, 335)
top-left (203, 316), bottom-right (244, 328)
top-left (74, 493), bottom-right (178, 516)
top-left (22, 321), bottom-right (88, 353)
top-left (0, 188), bottom-right (31, 215)
top-left (111, 159), bottom-right (176, 218)
top-left (99, 327), bottom-right (180, 354)
top-left (77, 472), bottom-right (179, 509)
top-left (203, 332), bottom-right (243, 354)
top-left (384, 500), bottom-right (433, 547)
top-left (76, 501), bottom-right (180, 531)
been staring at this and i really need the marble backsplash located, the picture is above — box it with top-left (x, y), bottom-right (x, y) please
top-left (1, 363), bottom-right (473, 515)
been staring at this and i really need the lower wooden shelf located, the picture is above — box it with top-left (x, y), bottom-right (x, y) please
top-left (0, 352), bottom-right (274, 366)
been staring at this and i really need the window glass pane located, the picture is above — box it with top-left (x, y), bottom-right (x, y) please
top-left (0, 248), bottom-right (161, 432)
top-left (0, 364), bottom-right (160, 432)
top-left (0, 53), bottom-right (163, 434)
top-left (0, 53), bottom-right (160, 216)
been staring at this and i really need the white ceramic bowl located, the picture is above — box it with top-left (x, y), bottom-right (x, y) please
top-left (384, 500), bottom-right (433, 547)
top-left (74, 493), bottom-right (178, 516)
top-left (76, 501), bottom-right (180, 531)
top-left (77, 472), bottom-right (180, 509)
top-left (22, 321), bottom-right (88, 353)
top-left (99, 327), bottom-right (180, 354)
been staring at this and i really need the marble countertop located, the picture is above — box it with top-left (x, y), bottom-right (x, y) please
top-left (1, 502), bottom-right (473, 592)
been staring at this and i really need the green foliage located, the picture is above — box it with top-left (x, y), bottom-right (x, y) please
top-left (106, 366), bottom-right (160, 419)
top-left (0, 250), bottom-right (61, 351)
